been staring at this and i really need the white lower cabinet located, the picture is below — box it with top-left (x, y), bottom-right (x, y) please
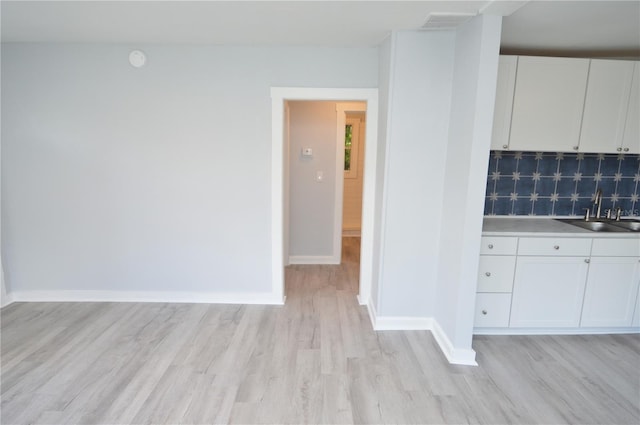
top-left (581, 257), bottom-right (640, 327)
top-left (475, 234), bottom-right (640, 332)
top-left (475, 294), bottom-right (511, 327)
top-left (475, 237), bottom-right (518, 329)
top-left (510, 256), bottom-right (590, 328)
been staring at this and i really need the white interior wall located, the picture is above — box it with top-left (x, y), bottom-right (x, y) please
top-left (376, 31), bottom-right (455, 317)
top-left (435, 15), bottom-right (502, 363)
top-left (1, 43), bottom-right (377, 299)
top-left (288, 101), bottom-right (338, 260)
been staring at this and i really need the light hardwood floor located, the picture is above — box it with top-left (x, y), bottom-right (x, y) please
top-left (2, 237), bottom-right (639, 424)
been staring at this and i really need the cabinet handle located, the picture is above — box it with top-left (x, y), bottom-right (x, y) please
top-left (573, 146), bottom-right (579, 151)
top-left (488, 244), bottom-right (494, 249)
top-left (502, 144), bottom-right (508, 149)
top-left (485, 272), bottom-right (491, 277)
top-left (482, 310), bottom-right (487, 315)
top-left (584, 258), bottom-right (590, 263)
top-left (617, 147), bottom-right (623, 152)
top-left (553, 245), bottom-right (560, 250)
top-left (624, 147), bottom-right (629, 152)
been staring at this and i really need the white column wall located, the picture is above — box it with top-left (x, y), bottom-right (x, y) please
top-left (435, 15), bottom-right (503, 363)
top-left (376, 31), bottom-right (456, 317)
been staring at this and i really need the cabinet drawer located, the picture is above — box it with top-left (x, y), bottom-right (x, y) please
top-left (477, 256), bottom-right (516, 293)
top-left (591, 238), bottom-right (640, 257)
top-left (480, 237), bottom-right (518, 255)
top-left (517, 237), bottom-right (591, 256)
top-left (474, 294), bottom-right (512, 328)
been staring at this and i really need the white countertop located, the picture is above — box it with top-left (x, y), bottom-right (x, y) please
top-left (482, 217), bottom-right (640, 238)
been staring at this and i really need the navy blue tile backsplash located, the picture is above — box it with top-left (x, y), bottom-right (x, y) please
top-left (484, 151), bottom-right (640, 217)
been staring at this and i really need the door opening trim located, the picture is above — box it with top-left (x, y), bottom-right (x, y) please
top-left (271, 87), bottom-right (379, 305)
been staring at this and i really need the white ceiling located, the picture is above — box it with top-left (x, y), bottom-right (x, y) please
top-left (501, 1), bottom-right (640, 56)
top-left (0, 1), bottom-right (499, 46)
top-left (1, 1), bottom-right (639, 56)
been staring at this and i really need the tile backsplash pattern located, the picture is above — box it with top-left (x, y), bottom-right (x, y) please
top-left (484, 151), bottom-right (640, 217)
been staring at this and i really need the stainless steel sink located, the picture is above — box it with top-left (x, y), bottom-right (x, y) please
top-left (608, 220), bottom-right (640, 232)
top-left (555, 219), bottom-right (632, 232)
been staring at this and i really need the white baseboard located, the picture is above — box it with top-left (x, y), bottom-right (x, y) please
top-left (375, 316), bottom-right (434, 330)
top-left (365, 297), bottom-right (378, 329)
top-left (364, 300), bottom-right (477, 366)
top-left (431, 320), bottom-right (478, 366)
top-left (1, 293), bottom-right (14, 308)
top-left (288, 255), bottom-right (339, 265)
top-left (474, 327), bottom-right (640, 336)
top-left (8, 290), bottom-right (285, 305)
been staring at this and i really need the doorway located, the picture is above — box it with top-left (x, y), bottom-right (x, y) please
top-left (270, 88), bottom-right (379, 306)
top-left (342, 111), bottom-right (366, 238)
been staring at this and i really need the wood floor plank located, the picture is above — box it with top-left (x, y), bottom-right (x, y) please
top-left (2, 237), bottom-right (639, 424)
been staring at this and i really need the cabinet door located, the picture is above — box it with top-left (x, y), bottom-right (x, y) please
top-left (579, 60), bottom-right (634, 153)
top-left (581, 257), bottom-right (640, 327)
top-left (475, 293), bottom-right (512, 328)
top-left (490, 56), bottom-right (518, 151)
top-left (509, 57), bottom-right (589, 152)
top-left (622, 63), bottom-right (640, 154)
top-left (510, 256), bottom-right (589, 328)
top-left (477, 256), bottom-right (516, 292)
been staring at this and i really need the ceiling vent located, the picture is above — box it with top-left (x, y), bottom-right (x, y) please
top-left (421, 12), bottom-right (476, 30)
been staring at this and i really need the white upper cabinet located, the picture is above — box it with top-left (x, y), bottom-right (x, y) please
top-left (579, 60), bottom-right (635, 153)
top-left (490, 56), bottom-right (517, 151)
top-left (622, 63), bottom-right (640, 154)
top-left (509, 56), bottom-right (590, 152)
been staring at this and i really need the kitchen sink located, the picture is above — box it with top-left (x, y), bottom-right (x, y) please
top-left (555, 219), bottom-right (634, 232)
top-left (608, 220), bottom-right (640, 231)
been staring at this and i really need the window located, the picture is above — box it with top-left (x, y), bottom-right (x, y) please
top-left (344, 117), bottom-right (361, 179)
top-left (344, 124), bottom-right (353, 172)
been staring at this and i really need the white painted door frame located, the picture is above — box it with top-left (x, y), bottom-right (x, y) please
top-left (271, 88), bottom-right (379, 305)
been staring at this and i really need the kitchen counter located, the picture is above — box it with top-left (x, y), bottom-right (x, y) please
top-left (483, 217), bottom-right (640, 238)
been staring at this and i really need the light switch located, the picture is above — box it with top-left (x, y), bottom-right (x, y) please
top-left (302, 148), bottom-right (313, 157)
top-left (316, 171), bottom-right (324, 182)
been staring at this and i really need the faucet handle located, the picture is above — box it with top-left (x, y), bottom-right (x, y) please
top-left (584, 208), bottom-right (591, 221)
top-left (615, 207), bottom-right (623, 221)
top-left (605, 209), bottom-right (612, 220)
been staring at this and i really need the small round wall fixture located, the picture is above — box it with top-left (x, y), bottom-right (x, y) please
top-left (129, 50), bottom-right (146, 68)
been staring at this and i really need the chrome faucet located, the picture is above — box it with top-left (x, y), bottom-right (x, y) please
top-left (594, 189), bottom-right (603, 219)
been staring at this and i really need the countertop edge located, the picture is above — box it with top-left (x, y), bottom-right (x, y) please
top-left (481, 230), bottom-right (640, 238)
top-left (482, 217), bottom-right (640, 238)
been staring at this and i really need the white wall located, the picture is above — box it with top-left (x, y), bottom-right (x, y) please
top-left (435, 15), bottom-right (502, 360)
top-left (1, 44), bottom-right (377, 298)
top-left (376, 31), bottom-right (456, 317)
top-left (288, 101), bottom-right (338, 258)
